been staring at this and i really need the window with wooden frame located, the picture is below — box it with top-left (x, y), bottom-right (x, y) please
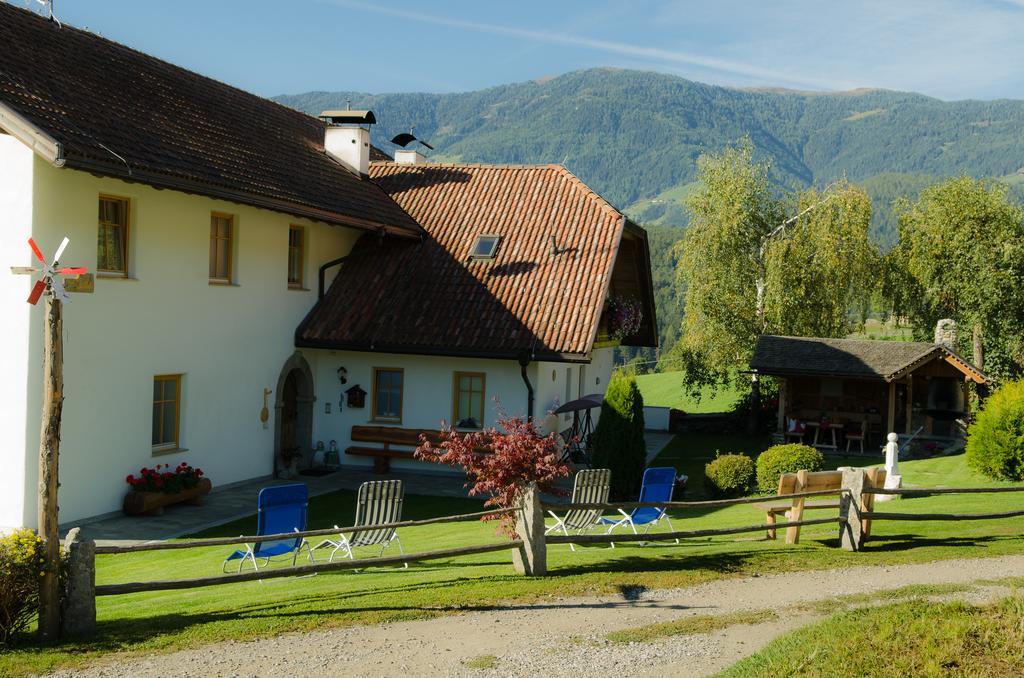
top-left (287, 225), bottom-right (305, 288)
top-left (372, 368), bottom-right (403, 422)
top-left (209, 212), bottom-right (233, 283)
top-left (152, 374), bottom-right (182, 452)
top-left (453, 372), bottom-right (486, 429)
top-left (97, 195), bottom-right (129, 275)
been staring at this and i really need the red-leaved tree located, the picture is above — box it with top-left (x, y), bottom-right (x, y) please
top-left (415, 412), bottom-right (571, 537)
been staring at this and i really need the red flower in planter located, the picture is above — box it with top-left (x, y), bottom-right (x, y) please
top-left (126, 474), bottom-right (134, 483)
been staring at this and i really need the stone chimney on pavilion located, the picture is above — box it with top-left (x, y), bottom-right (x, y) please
top-left (319, 109), bottom-right (375, 175)
top-left (934, 318), bottom-right (958, 349)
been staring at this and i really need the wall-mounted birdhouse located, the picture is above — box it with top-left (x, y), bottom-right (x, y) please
top-left (345, 384), bottom-right (367, 409)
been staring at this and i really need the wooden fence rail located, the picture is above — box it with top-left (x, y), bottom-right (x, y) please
top-left (862, 485), bottom-right (1024, 496)
top-left (541, 488), bottom-right (846, 513)
top-left (95, 541), bottom-right (522, 596)
top-left (94, 508), bottom-right (514, 554)
top-left (862, 509), bottom-right (1024, 522)
top-left (545, 516), bottom-right (840, 546)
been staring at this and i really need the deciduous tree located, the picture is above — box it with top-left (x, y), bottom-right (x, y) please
top-left (670, 142), bottom-right (878, 392)
top-left (889, 176), bottom-right (1024, 382)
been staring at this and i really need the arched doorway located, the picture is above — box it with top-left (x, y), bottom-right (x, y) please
top-left (274, 352), bottom-right (314, 476)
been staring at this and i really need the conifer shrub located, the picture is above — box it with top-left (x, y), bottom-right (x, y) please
top-left (0, 528), bottom-right (45, 646)
top-left (704, 452), bottom-right (755, 498)
top-left (966, 380), bottom-right (1024, 481)
top-left (591, 373), bottom-right (647, 500)
top-left (755, 443), bottom-right (824, 492)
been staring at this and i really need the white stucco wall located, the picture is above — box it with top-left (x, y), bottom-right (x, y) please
top-left (302, 348), bottom-right (616, 472)
top-left (8, 156), bottom-right (358, 527)
top-left (0, 135), bottom-right (35, 530)
top-left (305, 350), bottom-right (531, 472)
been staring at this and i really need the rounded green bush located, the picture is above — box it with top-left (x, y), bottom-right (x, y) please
top-left (704, 452), bottom-right (755, 498)
top-left (755, 443), bottom-right (824, 492)
top-left (966, 380), bottom-right (1024, 481)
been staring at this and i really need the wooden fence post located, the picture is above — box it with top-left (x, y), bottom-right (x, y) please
top-left (512, 483), bottom-right (546, 576)
top-left (38, 295), bottom-right (63, 641)
top-left (60, 527), bottom-right (96, 637)
top-left (838, 467), bottom-right (865, 551)
top-left (785, 469), bottom-right (809, 545)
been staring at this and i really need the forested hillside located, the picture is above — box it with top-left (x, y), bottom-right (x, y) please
top-left (276, 68), bottom-right (1024, 355)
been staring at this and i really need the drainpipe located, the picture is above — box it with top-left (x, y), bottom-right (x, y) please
top-left (518, 353), bottom-right (535, 421)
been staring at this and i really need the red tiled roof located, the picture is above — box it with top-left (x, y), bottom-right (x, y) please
top-left (0, 4), bottom-right (418, 235)
top-left (296, 162), bottom-right (655, 360)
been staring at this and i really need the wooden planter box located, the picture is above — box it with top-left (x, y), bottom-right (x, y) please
top-left (123, 478), bottom-right (212, 516)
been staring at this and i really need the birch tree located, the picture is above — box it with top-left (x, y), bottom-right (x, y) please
top-left (671, 142), bottom-right (878, 391)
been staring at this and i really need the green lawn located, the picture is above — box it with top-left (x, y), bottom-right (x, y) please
top-left (635, 371), bottom-right (743, 412)
top-left (723, 594), bottom-right (1024, 676)
top-left (5, 440), bottom-right (1024, 676)
top-left (848, 318), bottom-right (915, 342)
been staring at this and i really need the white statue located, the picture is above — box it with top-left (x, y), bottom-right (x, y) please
top-left (880, 431), bottom-right (902, 500)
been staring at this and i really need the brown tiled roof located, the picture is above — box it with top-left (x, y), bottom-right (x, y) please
top-left (0, 5), bottom-right (418, 235)
top-left (296, 162), bottom-right (656, 360)
top-left (750, 335), bottom-right (987, 383)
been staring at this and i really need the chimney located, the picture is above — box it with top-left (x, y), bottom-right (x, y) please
top-left (319, 109), bottom-right (376, 175)
top-left (394, 148), bottom-right (428, 165)
top-left (934, 318), bottom-right (958, 348)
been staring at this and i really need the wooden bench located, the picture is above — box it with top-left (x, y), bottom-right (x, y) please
top-left (346, 426), bottom-right (445, 474)
top-left (755, 468), bottom-right (885, 544)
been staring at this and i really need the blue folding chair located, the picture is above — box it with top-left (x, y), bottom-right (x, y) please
top-left (601, 467), bottom-right (679, 546)
top-left (223, 483), bottom-right (315, 572)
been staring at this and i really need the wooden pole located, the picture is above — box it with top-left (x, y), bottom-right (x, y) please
top-left (37, 295), bottom-right (63, 640)
top-left (886, 382), bottom-right (896, 435)
top-left (905, 378), bottom-right (913, 435)
top-left (776, 378), bottom-right (787, 433)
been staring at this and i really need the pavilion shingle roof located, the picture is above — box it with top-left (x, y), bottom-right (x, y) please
top-left (296, 162), bottom-right (651, 360)
top-left (0, 4), bottom-right (418, 235)
top-left (750, 335), bottom-right (986, 383)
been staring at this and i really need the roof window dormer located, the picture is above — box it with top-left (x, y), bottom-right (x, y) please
top-left (469, 234), bottom-right (501, 260)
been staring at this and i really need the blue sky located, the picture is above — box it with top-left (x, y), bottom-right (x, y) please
top-left (29, 0), bottom-right (1024, 100)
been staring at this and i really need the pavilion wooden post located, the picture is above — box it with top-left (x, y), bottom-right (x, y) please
top-left (905, 378), bottom-right (913, 435)
top-left (776, 378), bottom-right (787, 433)
top-left (37, 295), bottom-right (63, 641)
top-left (886, 382), bottom-right (896, 436)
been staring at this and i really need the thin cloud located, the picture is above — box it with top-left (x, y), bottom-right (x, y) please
top-left (319, 0), bottom-right (853, 91)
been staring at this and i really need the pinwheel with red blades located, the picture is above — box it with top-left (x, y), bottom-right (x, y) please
top-left (10, 237), bottom-right (88, 304)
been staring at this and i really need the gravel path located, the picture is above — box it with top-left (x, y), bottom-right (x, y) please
top-left (51, 555), bottom-right (1024, 678)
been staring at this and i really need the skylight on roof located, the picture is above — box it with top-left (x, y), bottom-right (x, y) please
top-left (470, 234), bottom-right (501, 260)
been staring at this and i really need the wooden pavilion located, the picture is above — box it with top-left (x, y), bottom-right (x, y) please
top-left (750, 335), bottom-right (988, 448)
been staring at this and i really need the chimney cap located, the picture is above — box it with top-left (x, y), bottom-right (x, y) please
top-left (319, 110), bottom-right (376, 125)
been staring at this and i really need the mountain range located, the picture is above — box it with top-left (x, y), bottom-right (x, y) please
top-left (275, 68), bottom-right (1024, 355)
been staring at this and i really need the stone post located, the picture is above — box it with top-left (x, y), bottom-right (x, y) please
top-left (838, 467), bottom-right (865, 552)
top-left (60, 527), bottom-right (96, 637)
top-left (512, 483), bottom-right (546, 576)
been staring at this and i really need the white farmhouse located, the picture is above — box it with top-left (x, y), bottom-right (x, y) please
top-left (0, 4), bottom-right (657, 529)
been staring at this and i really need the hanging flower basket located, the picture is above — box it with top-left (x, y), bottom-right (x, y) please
top-left (122, 463), bottom-right (211, 516)
top-left (607, 295), bottom-right (643, 341)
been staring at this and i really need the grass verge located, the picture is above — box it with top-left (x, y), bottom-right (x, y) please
top-left (721, 594), bottom-right (1024, 677)
top-left (606, 610), bottom-right (778, 644)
